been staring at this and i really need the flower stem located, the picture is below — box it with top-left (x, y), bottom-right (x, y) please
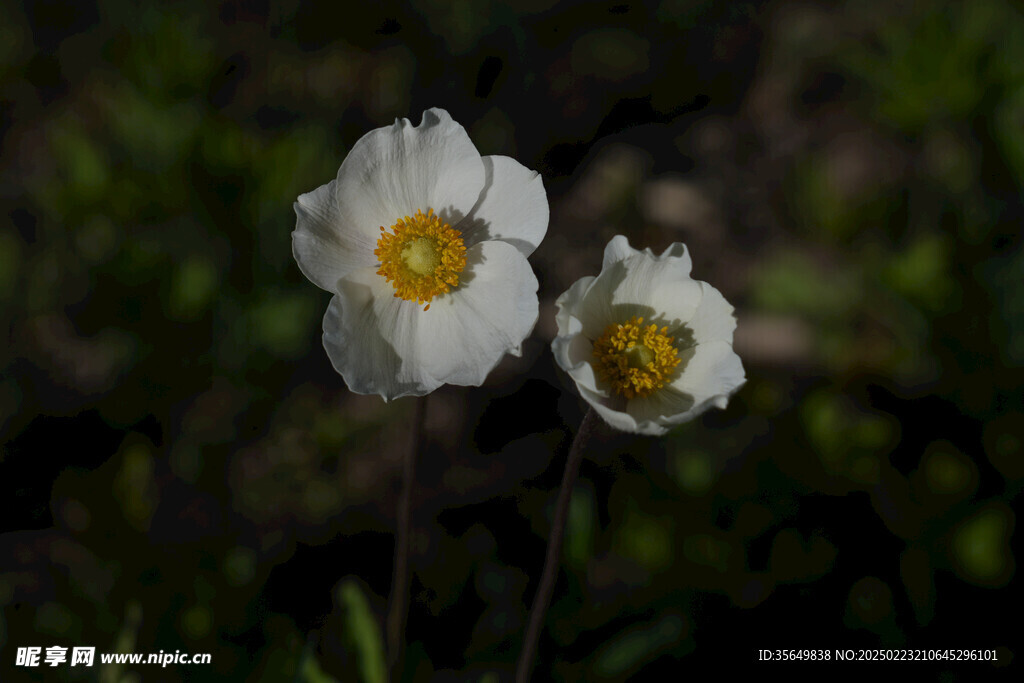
top-left (387, 396), bottom-right (426, 682)
top-left (515, 407), bottom-right (600, 683)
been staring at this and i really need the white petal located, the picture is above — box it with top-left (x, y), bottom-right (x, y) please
top-left (323, 276), bottom-right (435, 399)
top-left (551, 331), bottom-right (608, 398)
top-left (409, 240), bottom-right (539, 386)
top-left (553, 275), bottom-right (595, 336)
top-left (458, 156), bottom-right (549, 256)
top-left (658, 240), bottom-right (690, 263)
top-left (672, 341), bottom-right (745, 404)
top-left (601, 234), bottom-right (638, 268)
top-left (626, 385), bottom-right (697, 434)
top-left (687, 282), bottom-right (738, 345)
top-left (323, 241), bottom-right (537, 399)
top-left (572, 370), bottom-right (696, 437)
top-left (335, 108), bottom-right (485, 239)
top-left (292, 179), bottom-right (378, 291)
top-left (577, 247), bottom-right (702, 340)
top-left (602, 234), bottom-right (692, 272)
top-left (625, 341), bottom-right (745, 428)
top-left (579, 386), bottom-right (646, 434)
top-left (571, 341), bottom-right (745, 436)
top-left (552, 276), bottom-right (612, 397)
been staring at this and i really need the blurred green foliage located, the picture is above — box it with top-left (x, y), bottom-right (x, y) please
top-left (594, 614), bottom-right (685, 678)
top-left (338, 581), bottom-right (386, 683)
top-left (951, 505), bottom-right (1015, 587)
top-left (1, 0), bottom-right (1021, 680)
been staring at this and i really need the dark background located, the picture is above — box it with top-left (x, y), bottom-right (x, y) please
top-left (1, 0), bottom-right (1021, 680)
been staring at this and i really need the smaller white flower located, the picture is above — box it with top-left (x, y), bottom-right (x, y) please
top-left (552, 235), bottom-right (745, 435)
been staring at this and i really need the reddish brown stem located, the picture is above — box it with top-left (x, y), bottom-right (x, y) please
top-left (515, 407), bottom-right (599, 682)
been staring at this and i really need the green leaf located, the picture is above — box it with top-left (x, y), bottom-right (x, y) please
top-left (301, 647), bottom-right (340, 683)
top-left (337, 580), bottom-right (386, 683)
top-left (594, 615), bottom-right (685, 677)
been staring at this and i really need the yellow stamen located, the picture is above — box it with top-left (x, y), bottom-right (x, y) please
top-left (375, 209), bottom-right (467, 310)
top-left (591, 316), bottom-right (681, 399)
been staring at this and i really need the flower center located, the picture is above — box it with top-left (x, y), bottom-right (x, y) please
top-left (375, 208), bottom-right (467, 310)
top-left (591, 316), bottom-right (681, 399)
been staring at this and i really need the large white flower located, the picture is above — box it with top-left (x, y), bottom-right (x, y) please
top-left (552, 235), bottom-right (745, 435)
top-left (293, 108), bottom-right (547, 399)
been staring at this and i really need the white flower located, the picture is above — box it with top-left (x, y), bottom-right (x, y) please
top-left (293, 108), bottom-right (548, 400)
top-left (552, 235), bottom-right (745, 435)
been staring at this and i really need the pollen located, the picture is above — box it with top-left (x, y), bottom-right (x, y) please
top-left (591, 316), bottom-right (681, 399)
top-left (375, 208), bottom-right (467, 310)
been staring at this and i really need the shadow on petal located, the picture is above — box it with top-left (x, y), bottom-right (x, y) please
top-left (441, 204), bottom-right (489, 251)
top-left (451, 158), bottom-right (538, 254)
top-left (324, 283), bottom-right (429, 400)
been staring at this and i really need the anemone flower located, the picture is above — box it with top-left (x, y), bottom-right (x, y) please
top-left (552, 235), bottom-right (744, 435)
top-left (293, 108), bottom-right (548, 400)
